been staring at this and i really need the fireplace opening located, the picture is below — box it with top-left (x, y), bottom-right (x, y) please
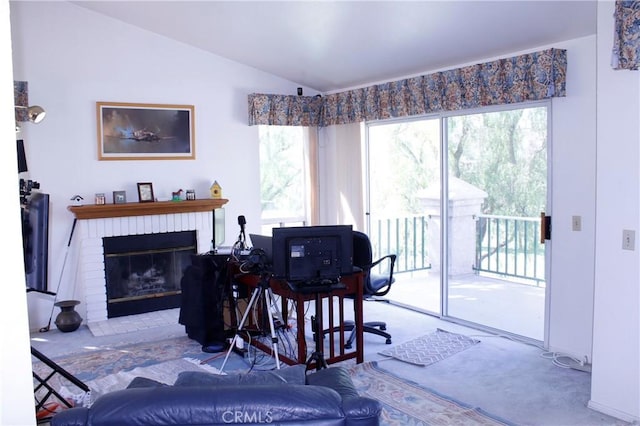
top-left (103, 231), bottom-right (197, 318)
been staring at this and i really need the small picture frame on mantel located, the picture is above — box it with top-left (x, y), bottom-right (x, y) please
top-left (113, 190), bottom-right (127, 204)
top-left (137, 182), bottom-right (155, 203)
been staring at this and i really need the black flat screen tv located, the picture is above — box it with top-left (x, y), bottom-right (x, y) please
top-left (272, 225), bottom-right (353, 284)
top-left (22, 192), bottom-right (50, 293)
top-left (17, 139), bottom-right (27, 173)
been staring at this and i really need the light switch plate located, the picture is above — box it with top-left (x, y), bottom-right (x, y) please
top-left (623, 229), bottom-right (635, 251)
top-left (572, 216), bottom-right (581, 232)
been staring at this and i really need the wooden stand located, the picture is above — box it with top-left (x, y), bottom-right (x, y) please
top-left (231, 269), bottom-right (364, 368)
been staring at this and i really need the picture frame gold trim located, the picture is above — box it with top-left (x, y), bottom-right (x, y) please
top-left (97, 102), bottom-right (195, 161)
top-left (137, 182), bottom-right (155, 203)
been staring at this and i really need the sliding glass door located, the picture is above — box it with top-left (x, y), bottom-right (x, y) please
top-left (445, 106), bottom-right (548, 340)
top-left (365, 103), bottom-right (549, 341)
top-left (366, 117), bottom-right (441, 315)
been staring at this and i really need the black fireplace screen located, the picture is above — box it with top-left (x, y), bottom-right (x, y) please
top-left (103, 231), bottom-right (197, 318)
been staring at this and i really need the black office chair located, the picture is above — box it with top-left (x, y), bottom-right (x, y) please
top-left (342, 230), bottom-right (397, 348)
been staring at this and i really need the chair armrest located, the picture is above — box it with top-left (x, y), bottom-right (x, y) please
top-left (366, 254), bottom-right (396, 297)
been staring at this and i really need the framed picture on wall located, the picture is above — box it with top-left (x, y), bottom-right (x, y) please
top-left (137, 182), bottom-right (155, 203)
top-left (96, 102), bottom-right (195, 161)
top-left (112, 190), bottom-right (127, 204)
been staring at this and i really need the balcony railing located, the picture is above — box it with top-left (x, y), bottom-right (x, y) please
top-left (369, 215), bottom-right (431, 273)
top-left (263, 213), bottom-right (545, 285)
top-left (474, 214), bottom-right (545, 284)
top-left (369, 214), bottom-right (545, 284)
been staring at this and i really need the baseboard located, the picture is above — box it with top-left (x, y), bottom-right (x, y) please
top-left (570, 363), bottom-right (592, 373)
top-left (587, 399), bottom-right (639, 423)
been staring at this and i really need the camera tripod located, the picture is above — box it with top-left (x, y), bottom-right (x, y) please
top-left (220, 272), bottom-right (281, 373)
top-left (306, 291), bottom-right (329, 371)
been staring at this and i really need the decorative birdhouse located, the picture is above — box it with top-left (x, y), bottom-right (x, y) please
top-left (210, 181), bottom-right (222, 199)
top-left (70, 195), bottom-right (84, 206)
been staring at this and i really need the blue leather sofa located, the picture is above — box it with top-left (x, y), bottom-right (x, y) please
top-left (51, 365), bottom-right (381, 425)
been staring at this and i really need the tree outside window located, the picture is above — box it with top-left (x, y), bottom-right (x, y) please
top-left (258, 126), bottom-right (308, 234)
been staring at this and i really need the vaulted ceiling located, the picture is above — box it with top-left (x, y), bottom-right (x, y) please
top-left (73, 1), bottom-right (597, 93)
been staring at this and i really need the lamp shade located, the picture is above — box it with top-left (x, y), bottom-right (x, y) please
top-left (16, 105), bottom-right (46, 124)
top-left (27, 105), bottom-right (46, 123)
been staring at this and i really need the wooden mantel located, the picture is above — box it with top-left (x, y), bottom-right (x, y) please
top-left (68, 198), bottom-right (229, 220)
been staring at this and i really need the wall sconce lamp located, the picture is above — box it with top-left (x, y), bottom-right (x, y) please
top-left (16, 105), bottom-right (46, 124)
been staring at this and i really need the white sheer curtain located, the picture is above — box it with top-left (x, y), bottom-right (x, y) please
top-left (317, 122), bottom-right (365, 230)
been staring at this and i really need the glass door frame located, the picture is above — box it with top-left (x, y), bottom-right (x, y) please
top-left (364, 113), bottom-right (443, 316)
top-left (439, 101), bottom-right (551, 345)
top-left (364, 100), bottom-right (552, 346)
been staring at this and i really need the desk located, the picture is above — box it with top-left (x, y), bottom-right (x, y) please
top-left (231, 270), bottom-right (364, 368)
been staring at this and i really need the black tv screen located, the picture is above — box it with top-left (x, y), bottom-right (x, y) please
top-left (17, 139), bottom-right (27, 173)
top-left (272, 225), bottom-right (353, 284)
top-left (23, 192), bottom-right (50, 293)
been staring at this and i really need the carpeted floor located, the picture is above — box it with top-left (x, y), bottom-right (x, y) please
top-left (31, 304), bottom-right (633, 426)
top-left (32, 335), bottom-right (511, 425)
top-left (33, 335), bottom-right (206, 383)
top-left (348, 361), bottom-right (512, 425)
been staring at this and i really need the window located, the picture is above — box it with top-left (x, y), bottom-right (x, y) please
top-left (258, 126), bottom-right (312, 234)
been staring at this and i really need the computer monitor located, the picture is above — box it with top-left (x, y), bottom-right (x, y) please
top-left (249, 234), bottom-right (273, 265)
top-left (272, 225), bottom-right (353, 284)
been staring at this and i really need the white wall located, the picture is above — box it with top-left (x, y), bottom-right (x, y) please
top-left (547, 35), bottom-right (597, 362)
top-left (589, 1), bottom-right (640, 421)
top-left (1, 0), bottom-right (37, 423)
top-left (9, 1), bottom-right (317, 329)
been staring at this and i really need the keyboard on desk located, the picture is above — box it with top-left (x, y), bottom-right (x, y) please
top-left (286, 279), bottom-right (347, 294)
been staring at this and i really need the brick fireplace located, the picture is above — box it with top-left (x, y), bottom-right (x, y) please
top-left (68, 199), bottom-right (228, 326)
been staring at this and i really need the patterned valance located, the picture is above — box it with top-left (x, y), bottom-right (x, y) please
top-left (248, 94), bottom-right (323, 127)
top-left (612, 0), bottom-right (640, 70)
top-left (248, 48), bottom-right (566, 127)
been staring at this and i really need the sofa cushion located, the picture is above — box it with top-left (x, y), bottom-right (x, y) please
top-left (174, 363), bottom-right (307, 387)
top-left (306, 366), bottom-right (360, 399)
top-left (307, 367), bottom-right (383, 424)
top-left (126, 376), bottom-right (168, 389)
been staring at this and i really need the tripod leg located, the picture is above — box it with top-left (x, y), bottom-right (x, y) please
top-left (220, 286), bottom-right (262, 373)
top-left (306, 293), bottom-right (328, 371)
top-left (305, 317), bottom-right (328, 370)
top-left (263, 289), bottom-right (281, 369)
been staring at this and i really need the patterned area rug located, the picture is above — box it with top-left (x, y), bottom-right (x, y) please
top-left (379, 328), bottom-right (480, 366)
top-left (84, 358), bottom-right (223, 399)
top-left (33, 334), bottom-right (511, 425)
top-left (32, 335), bottom-right (206, 383)
top-left (31, 334), bottom-right (239, 409)
top-left (348, 362), bottom-right (513, 425)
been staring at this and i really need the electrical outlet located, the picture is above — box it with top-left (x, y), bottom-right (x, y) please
top-left (572, 215), bottom-right (581, 232)
top-left (623, 229), bottom-right (636, 251)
